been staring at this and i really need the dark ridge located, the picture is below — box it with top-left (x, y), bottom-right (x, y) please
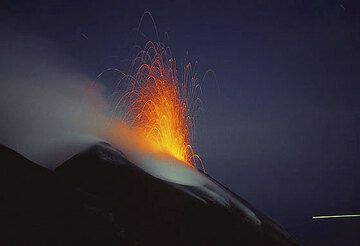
top-left (0, 144), bottom-right (128, 245)
top-left (0, 143), bottom-right (300, 245)
top-left (55, 143), bottom-right (300, 245)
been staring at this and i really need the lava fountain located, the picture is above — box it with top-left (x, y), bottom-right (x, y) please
top-left (111, 41), bottom-right (202, 169)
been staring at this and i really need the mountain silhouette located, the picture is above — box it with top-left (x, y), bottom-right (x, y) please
top-left (0, 143), bottom-right (299, 245)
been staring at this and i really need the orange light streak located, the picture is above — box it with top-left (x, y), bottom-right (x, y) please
top-left (124, 42), bottom-right (200, 168)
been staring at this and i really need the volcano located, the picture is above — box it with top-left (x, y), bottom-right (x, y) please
top-left (0, 143), bottom-right (299, 245)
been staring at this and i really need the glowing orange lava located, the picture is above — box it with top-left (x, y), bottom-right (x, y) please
top-left (125, 42), bottom-right (200, 168)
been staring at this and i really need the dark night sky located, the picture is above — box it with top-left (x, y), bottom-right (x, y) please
top-left (2, 0), bottom-right (360, 244)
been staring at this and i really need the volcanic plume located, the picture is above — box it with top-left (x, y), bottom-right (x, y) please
top-left (0, 22), bottom-right (299, 246)
top-left (0, 31), bottom-right (203, 171)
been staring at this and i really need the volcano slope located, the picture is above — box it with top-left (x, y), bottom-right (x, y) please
top-left (0, 143), bottom-right (299, 245)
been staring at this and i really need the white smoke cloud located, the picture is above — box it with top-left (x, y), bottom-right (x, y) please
top-left (0, 33), bottom-right (106, 169)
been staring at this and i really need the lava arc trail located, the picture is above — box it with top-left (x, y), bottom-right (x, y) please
top-left (113, 41), bottom-right (202, 169)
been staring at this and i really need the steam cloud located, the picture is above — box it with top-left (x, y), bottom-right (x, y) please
top-left (0, 33), bottom-right (106, 169)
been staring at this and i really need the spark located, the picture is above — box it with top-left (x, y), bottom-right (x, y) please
top-left (312, 214), bottom-right (360, 219)
top-left (115, 41), bottom-right (203, 169)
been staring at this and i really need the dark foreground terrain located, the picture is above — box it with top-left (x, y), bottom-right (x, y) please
top-left (0, 143), bottom-right (299, 245)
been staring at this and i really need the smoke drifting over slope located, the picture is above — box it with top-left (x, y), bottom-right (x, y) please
top-left (0, 33), bottom-right (198, 173)
top-left (0, 34), bottom-right (106, 169)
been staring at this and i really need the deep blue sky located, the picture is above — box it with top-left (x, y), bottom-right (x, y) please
top-left (2, 0), bottom-right (360, 244)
